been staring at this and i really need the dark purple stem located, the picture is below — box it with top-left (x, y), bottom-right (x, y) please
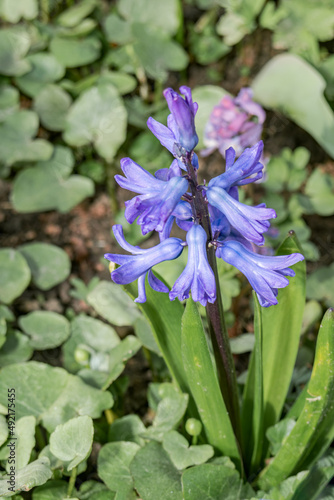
top-left (184, 153), bottom-right (242, 445)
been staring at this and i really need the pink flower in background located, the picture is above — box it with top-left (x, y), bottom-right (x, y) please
top-left (202, 88), bottom-right (266, 158)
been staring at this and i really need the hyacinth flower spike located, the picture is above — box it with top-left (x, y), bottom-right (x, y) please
top-left (104, 225), bottom-right (184, 303)
top-left (115, 158), bottom-right (188, 235)
top-left (170, 224), bottom-right (216, 306)
top-left (216, 240), bottom-right (304, 307)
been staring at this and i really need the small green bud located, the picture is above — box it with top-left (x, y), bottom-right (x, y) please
top-left (185, 418), bottom-right (202, 437)
top-left (74, 347), bottom-right (90, 365)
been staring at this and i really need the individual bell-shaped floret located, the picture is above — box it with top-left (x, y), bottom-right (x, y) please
top-left (104, 225), bottom-right (184, 303)
top-left (216, 239), bottom-right (304, 307)
top-left (170, 224), bottom-right (216, 306)
top-left (115, 158), bottom-right (189, 235)
top-left (208, 142), bottom-right (264, 190)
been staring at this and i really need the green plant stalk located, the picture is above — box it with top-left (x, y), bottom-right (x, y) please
top-left (40, 0), bottom-right (49, 22)
top-left (67, 466), bottom-right (77, 497)
top-left (184, 154), bottom-right (241, 445)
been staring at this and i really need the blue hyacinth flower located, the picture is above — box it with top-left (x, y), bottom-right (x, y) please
top-left (170, 224), bottom-right (216, 306)
top-left (208, 141), bottom-right (264, 190)
top-left (104, 225), bottom-right (184, 303)
top-left (115, 158), bottom-right (188, 235)
top-left (147, 86), bottom-right (199, 169)
top-left (206, 185), bottom-right (276, 246)
top-left (216, 239), bottom-right (304, 307)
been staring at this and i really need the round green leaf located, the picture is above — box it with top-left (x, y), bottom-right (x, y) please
top-left (15, 52), bottom-right (65, 98)
top-left (0, 28), bottom-right (31, 76)
top-left (98, 71), bottom-right (137, 95)
top-left (0, 0), bottom-right (38, 23)
top-left (64, 83), bottom-right (127, 162)
top-left (118, 0), bottom-right (180, 35)
top-left (87, 281), bottom-right (140, 326)
top-left (0, 110), bottom-right (53, 167)
top-left (98, 441), bottom-right (140, 496)
top-left (32, 480), bottom-right (69, 500)
top-left (162, 430), bottom-right (214, 470)
top-left (11, 164), bottom-right (94, 213)
top-left (0, 329), bottom-right (33, 366)
top-left (34, 84), bottom-right (72, 131)
top-left (19, 311), bottom-right (70, 350)
top-left (0, 249), bottom-right (31, 304)
top-left (50, 36), bottom-right (101, 68)
top-left (50, 416), bottom-right (94, 471)
top-left (0, 457), bottom-right (52, 496)
top-left (57, 0), bottom-right (97, 28)
top-left (0, 361), bottom-right (113, 432)
top-left (0, 85), bottom-right (20, 122)
top-left (18, 242), bottom-right (71, 290)
top-left (11, 416), bottom-right (36, 471)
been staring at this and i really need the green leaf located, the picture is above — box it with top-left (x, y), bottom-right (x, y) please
top-left (32, 479), bottom-right (70, 500)
top-left (0, 361), bottom-right (113, 432)
top-left (252, 54), bottom-right (334, 159)
top-left (0, 28), bottom-right (31, 76)
top-left (18, 242), bottom-right (71, 291)
top-left (34, 84), bottom-right (72, 132)
top-left (258, 308), bottom-right (334, 489)
top-left (10, 416), bottom-right (36, 470)
top-left (241, 295), bottom-right (264, 474)
top-left (50, 36), bottom-right (101, 68)
top-left (130, 441), bottom-right (183, 500)
top-left (0, 457), bottom-right (52, 497)
top-left (292, 449), bottom-right (334, 500)
top-left (87, 281), bottom-right (140, 326)
top-left (132, 23), bottom-right (188, 82)
top-left (15, 53), bottom-right (65, 99)
top-left (103, 13), bottom-right (133, 44)
top-left (133, 316), bottom-right (160, 354)
top-left (57, 0), bottom-right (97, 28)
top-left (305, 169), bottom-right (334, 216)
top-left (0, 249), bottom-right (31, 304)
top-left (108, 415), bottom-right (146, 446)
top-left (266, 418), bottom-right (296, 456)
top-left (63, 314), bottom-right (120, 373)
top-left (98, 71), bottom-right (137, 95)
top-left (192, 85), bottom-right (229, 149)
top-left (0, 415), bottom-right (8, 447)
top-left (124, 276), bottom-right (193, 407)
top-left (162, 430), bottom-right (214, 469)
top-left (98, 441), bottom-right (140, 498)
top-left (248, 232), bottom-right (305, 465)
top-left (11, 163), bottom-right (94, 213)
top-left (144, 393), bottom-right (188, 440)
top-left (50, 416), bottom-right (93, 471)
top-left (0, 329), bottom-right (33, 366)
top-left (0, 85), bottom-right (20, 123)
top-left (230, 333), bottom-right (255, 354)
top-left (0, 110), bottom-right (53, 167)
top-left (182, 463), bottom-right (243, 500)
top-left (64, 84), bottom-right (127, 162)
top-left (181, 298), bottom-right (242, 470)
top-left (306, 263), bottom-right (334, 307)
top-left (0, 0), bottom-right (38, 23)
top-left (19, 311), bottom-right (70, 350)
top-left (118, 0), bottom-right (181, 35)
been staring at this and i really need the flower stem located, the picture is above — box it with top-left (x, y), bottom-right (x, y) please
top-left (185, 153), bottom-right (242, 446)
top-left (67, 466), bottom-right (77, 497)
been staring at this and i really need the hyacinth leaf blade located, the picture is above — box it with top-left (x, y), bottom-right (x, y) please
top-left (181, 297), bottom-right (242, 473)
top-left (241, 231), bottom-right (306, 469)
top-left (123, 274), bottom-right (199, 419)
top-left (258, 307), bottom-right (334, 490)
top-left (241, 294), bottom-right (264, 475)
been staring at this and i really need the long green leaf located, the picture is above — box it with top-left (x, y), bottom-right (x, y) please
top-left (291, 449), bottom-right (334, 500)
top-left (261, 232), bottom-right (305, 444)
top-left (241, 294), bottom-right (264, 474)
top-left (124, 276), bottom-right (198, 416)
top-left (181, 298), bottom-right (242, 472)
top-left (258, 308), bottom-right (334, 489)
